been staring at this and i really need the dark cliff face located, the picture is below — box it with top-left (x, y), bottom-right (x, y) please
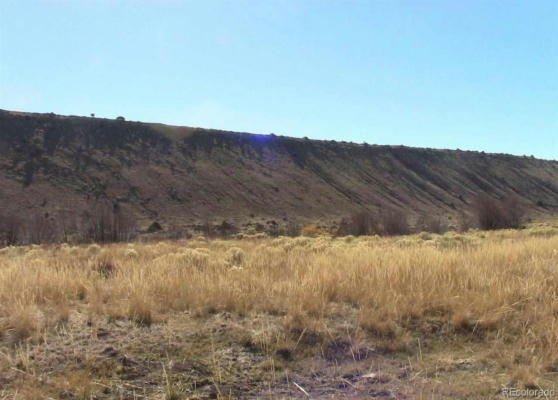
top-left (0, 111), bottom-right (172, 185)
top-left (1, 109), bottom-right (557, 227)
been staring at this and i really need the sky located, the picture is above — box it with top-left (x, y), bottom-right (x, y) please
top-left (1, 1), bottom-right (557, 160)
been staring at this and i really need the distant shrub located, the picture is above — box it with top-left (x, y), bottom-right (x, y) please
top-left (417, 231), bottom-right (433, 240)
top-left (474, 193), bottom-right (526, 230)
top-left (336, 211), bottom-right (379, 236)
top-left (81, 203), bottom-right (137, 243)
top-left (26, 212), bottom-right (56, 244)
top-left (301, 224), bottom-right (324, 237)
top-left (502, 195), bottom-right (527, 228)
top-left (381, 209), bottom-right (410, 236)
top-left (337, 209), bottom-right (410, 237)
top-left (335, 209), bottom-right (408, 237)
top-left (125, 248), bottom-right (139, 259)
top-left (456, 212), bottom-right (474, 232)
top-left (475, 194), bottom-right (503, 230)
top-left (163, 222), bottom-right (191, 240)
top-left (56, 211), bottom-right (79, 243)
top-left (147, 221), bottom-right (162, 233)
top-left (216, 220), bottom-right (239, 237)
top-left (87, 243), bottom-right (102, 255)
top-left (416, 215), bottom-right (446, 234)
top-left (285, 219), bottom-right (301, 237)
top-left (200, 219), bottom-right (216, 239)
top-left (0, 214), bottom-right (22, 246)
top-left (225, 247), bottom-right (245, 266)
top-left (355, 211), bottom-right (378, 235)
top-left (265, 220), bottom-right (280, 237)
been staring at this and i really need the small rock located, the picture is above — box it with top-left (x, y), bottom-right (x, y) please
top-left (362, 373), bottom-right (391, 384)
top-left (369, 389), bottom-right (391, 397)
top-left (337, 381), bottom-right (350, 389)
top-left (119, 355), bottom-right (138, 366)
top-left (454, 358), bottom-right (474, 369)
top-left (342, 372), bottom-right (358, 382)
top-left (96, 329), bottom-right (109, 338)
top-left (101, 347), bottom-right (119, 357)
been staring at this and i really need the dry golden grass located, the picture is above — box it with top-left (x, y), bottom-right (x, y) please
top-left (1, 223), bottom-right (558, 397)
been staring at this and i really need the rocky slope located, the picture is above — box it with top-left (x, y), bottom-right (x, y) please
top-left (1, 109), bottom-right (557, 232)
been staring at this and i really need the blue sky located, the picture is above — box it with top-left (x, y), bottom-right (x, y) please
top-left (1, 1), bottom-right (557, 159)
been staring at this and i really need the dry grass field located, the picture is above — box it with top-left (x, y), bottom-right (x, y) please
top-left (1, 223), bottom-right (558, 399)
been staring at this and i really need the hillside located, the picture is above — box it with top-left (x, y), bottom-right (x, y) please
top-left (1, 109), bottom-right (557, 234)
